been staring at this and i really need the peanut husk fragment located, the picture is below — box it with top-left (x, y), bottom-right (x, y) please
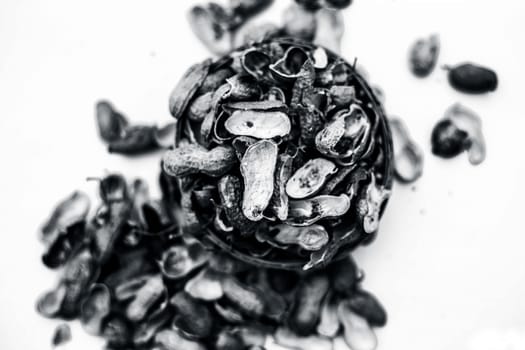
top-left (218, 174), bottom-right (258, 235)
top-left (169, 59), bottom-right (212, 119)
top-left (240, 140), bottom-right (278, 221)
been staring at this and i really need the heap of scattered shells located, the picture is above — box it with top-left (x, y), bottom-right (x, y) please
top-left (37, 173), bottom-right (387, 350)
top-left (163, 38), bottom-right (393, 270)
top-left (36, 2), bottom-right (395, 350)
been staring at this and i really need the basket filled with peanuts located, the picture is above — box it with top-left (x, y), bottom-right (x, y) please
top-left (36, 1), bottom-right (395, 350)
top-left (163, 37), bottom-right (394, 271)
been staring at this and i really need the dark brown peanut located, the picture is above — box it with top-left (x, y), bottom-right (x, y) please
top-left (446, 62), bottom-right (498, 94)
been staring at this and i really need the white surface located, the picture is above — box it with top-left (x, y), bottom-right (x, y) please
top-left (1, 0), bottom-right (525, 349)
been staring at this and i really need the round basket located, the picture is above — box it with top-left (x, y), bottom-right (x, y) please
top-left (171, 38), bottom-right (394, 271)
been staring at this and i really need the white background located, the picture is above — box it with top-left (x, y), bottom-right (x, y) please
top-left (1, 0), bottom-right (525, 349)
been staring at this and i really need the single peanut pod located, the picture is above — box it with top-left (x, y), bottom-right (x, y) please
top-left (184, 268), bottom-right (224, 301)
top-left (274, 327), bottom-right (333, 350)
top-left (36, 283), bottom-right (67, 318)
top-left (61, 248), bottom-right (98, 317)
top-left (160, 243), bottom-right (208, 279)
top-left (221, 274), bottom-right (287, 321)
top-left (272, 224), bottom-right (329, 251)
top-left (187, 92), bottom-right (213, 122)
top-left (133, 310), bottom-right (172, 345)
top-left (170, 291), bottom-right (214, 339)
top-left (215, 330), bottom-right (245, 350)
top-left (289, 274), bottom-right (330, 336)
top-left (282, 3), bottom-right (317, 41)
top-left (286, 158), bottom-right (337, 199)
top-left (225, 110), bottom-right (291, 139)
top-left (198, 68), bottom-right (234, 94)
top-left (114, 274), bottom-right (152, 301)
top-left (169, 58), bottom-right (212, 119)
top-left (409, 34), bottom-right (440, 77)
top-left (269, 47), bottom-right (309, 82)
top-left (155, 329), bottom-right (206, 350)
top-left (329, 256), bottom-right (359, 294)
top-left (338, 300), bottom-right (377, 350)
top-left (313, 8), bottom-right (344, 54)
top-left (444, 103), bottom-right (486, 165)
top-left (239, 48), bottom-right (272, 80)
top-left (446, 62), bottom-right (498, 94)
top-left (95, 100), bottom-right (128, 142)
top-left (315, 104), bottom-right (372, 165)
top-left (347, 290), bottom-right (387, 327)
top-left (80, 284), bottom-right (111, 335)
top-left (163, 144), bottom-right (237, 177)
top-left (287, 194), bottom-right (350, 227)
top-left (221, 276), bottom-right (265, 317)
top-left (317, 293), bottom-right (341, 337)
top-left (214, 300), bottom-right (245, 324)
top-left (240, 140), bottom-right (278, 221)
top-left (52, 323), bottom-right (71, 347)
top-left (40, 191), bottom-right (90, 245)
top-left (389, 117), bottom-right (423, 183)
top-left (126, 275), bottom-right (165, 322)
top-left (356, 173), bottom-right (390, 234)
top-left (230, 326), bottom-right (267, 347)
